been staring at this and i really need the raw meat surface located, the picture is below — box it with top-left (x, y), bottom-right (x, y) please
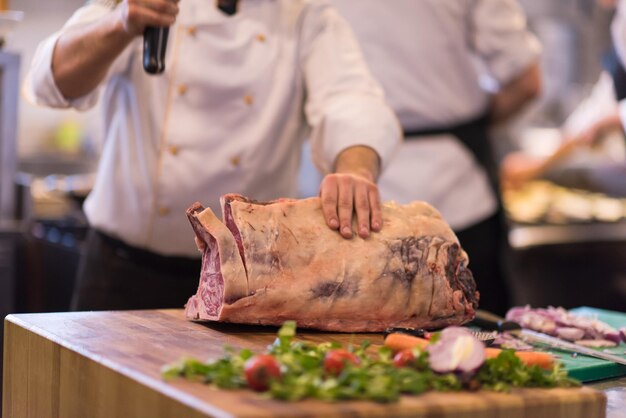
top-left (185, 194), bottom-right (479, 332)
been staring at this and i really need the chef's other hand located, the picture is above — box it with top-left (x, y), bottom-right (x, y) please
top-left (320, 146), bottom-right (382, 240)
top-left (118, 0), bottom-right (180, 37)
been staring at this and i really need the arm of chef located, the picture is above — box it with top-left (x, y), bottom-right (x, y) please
top-left (300, 3), bottom-right (400, 176)
top-left (298, 2), bottom-right (401, 238)
top-left (471, 0), bottom-right (543, 124)
top-left (22, 2), bottom-right (134, 110)
top-left (22, 0), bottom-right (174, 110)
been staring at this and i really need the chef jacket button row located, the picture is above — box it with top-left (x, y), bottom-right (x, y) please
top-left (243, 34), bottom-right (262, 104)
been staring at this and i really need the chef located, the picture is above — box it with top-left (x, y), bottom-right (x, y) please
top-left (23, 0), bottom-right (400, 310)
top-left (331, 0), bottom-right (542, 314)
top-left (502, 40), bottom-right (626, 194)
top-left (503, 0), bottom-right (626, 192)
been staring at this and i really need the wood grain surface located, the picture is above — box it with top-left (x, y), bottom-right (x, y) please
top-left (3, 310), bottom-right (607, 418)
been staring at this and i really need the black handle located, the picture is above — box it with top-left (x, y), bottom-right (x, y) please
top-left (143, 26), bottom-right (170, 74)
top-left (217, 0), bottom-right (238, 15)
top-left (470, 309), bottom-right (521, 332)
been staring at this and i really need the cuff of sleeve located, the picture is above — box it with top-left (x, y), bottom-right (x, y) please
top-left (22, 32), bottom-right (100, 111)
top-left (489, 36), bottom-right (542, 85)
top-left (310, 94), bottom-right (401, 175)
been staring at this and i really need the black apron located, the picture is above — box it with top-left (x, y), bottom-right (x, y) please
top-left (404, 113), bottom-right (500, 200)
top-left (404, 114), bottom-right (510, 314)
top-left (603, 45), bottom-right (626, 101)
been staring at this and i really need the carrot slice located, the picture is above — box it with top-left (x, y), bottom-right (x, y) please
top-left (485, 347), bottom-right (554, 370)
top-left (384, 333), bottom-right (554, 370)
top-left (384, 333), bottom-right (430, 352)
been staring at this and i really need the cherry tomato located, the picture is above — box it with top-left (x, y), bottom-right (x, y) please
top-left (393, 349), bottom-right (416, 368)
top-left (324, 349), bottom-right (360, 375)
top-left (244, 354), bottom-right (281, 391)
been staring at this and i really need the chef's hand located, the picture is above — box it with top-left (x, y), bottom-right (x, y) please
top-left (118, 0), bottom-right (180, 37)
top-left (320, 146), bottom-right (382, 239)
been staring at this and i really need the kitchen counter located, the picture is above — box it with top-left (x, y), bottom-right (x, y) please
top-left (2, 310), bottom-right (616, 418)
top-left (509, 222), bottom-right (626, 249)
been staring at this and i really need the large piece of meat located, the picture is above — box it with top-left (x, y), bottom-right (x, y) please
top-left (185, 194), bottom-right (479, 332)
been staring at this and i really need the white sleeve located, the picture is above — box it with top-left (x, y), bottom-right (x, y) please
top-left (299, 1), bottom-right (401, 175)
top-left (470, 0), bottom-right (542, 86)
top-left (562, 72), bottom-right (619, 137)
top-left (22, 2), bottom-right (132, 111)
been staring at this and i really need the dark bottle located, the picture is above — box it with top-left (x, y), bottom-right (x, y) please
top-left (143, 26), bottom-right (169, 75)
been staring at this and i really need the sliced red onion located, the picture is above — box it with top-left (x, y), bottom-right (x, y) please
top-left (555, 327), bottom-right (585, 342)
top-left (575, 339), bottom-right (618, 348)
top-left (602, 331), bottom-right (622, 345)
top-left (620, 328), bottom-right (626, 343)
top-left (506, 307), bottom-right (556, 335)
top-left (427, 327), bottom-right (485, 374)
top-left (505, 305), bottom-right (533, 322)
top-left (507, 305), bottom-right (622, 344)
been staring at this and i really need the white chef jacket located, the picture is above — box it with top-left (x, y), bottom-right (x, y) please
top-left (610, 2), bottom-right (626, 129)
top-left (562, 72), bottom-right (620, 138)
top-left (23, 0), bottom-right (400, 257)
top-left (559, 71), bottom-right (626, 163)
top-left (331, 0), bottom-right (541, 230)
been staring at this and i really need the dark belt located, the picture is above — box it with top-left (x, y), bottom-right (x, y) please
top-left (94, 229), bottom-right (201, 275)
top-left (403, 114), bottom-right (489, 141)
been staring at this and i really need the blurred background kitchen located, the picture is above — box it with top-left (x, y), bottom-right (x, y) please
top-left (1, 0), bottom-right (625, 340)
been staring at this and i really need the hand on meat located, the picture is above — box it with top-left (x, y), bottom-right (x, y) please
top-left (185, 195), bottom-right (479, 332)
top-left (320, 145), bottom-right (382, 239)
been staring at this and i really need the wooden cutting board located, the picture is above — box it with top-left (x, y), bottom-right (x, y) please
top-left (3, 310), bottom-right (607, 418)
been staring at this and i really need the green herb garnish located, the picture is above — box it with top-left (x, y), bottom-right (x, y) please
top-left (162, 323), bottom-right (580, 402)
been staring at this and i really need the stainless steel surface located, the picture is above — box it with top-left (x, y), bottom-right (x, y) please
top-left (513, 329), bottom-right (626, 366)
top-left (17, 154), bottom-right (97, 177)
top-left (509, 223), bottom-right (626, 249)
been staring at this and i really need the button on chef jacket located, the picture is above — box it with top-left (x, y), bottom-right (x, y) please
top-left (23, 0), bottom-right (401, 257)
top-left (332, 0), bottom-right (541, 230)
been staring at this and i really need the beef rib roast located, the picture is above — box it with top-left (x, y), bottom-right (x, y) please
top-left (185, 194), bottom-right (479, 332)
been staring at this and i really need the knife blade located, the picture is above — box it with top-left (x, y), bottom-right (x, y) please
top-left (471, 309), bottom-right (626, 366)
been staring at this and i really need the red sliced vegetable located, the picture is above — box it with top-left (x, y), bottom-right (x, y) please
top-left (555, 327), bottom-right (585, 342)
top-left (392, 349), bottom-right (416, 368)
top-left (323, 349), bottom-right (360, 376)
top-left (620, 328), bottom-right (626, 343)
top-left (506, 305), bottom-right (623, 344)
top-left (426, 327), bottom-right (485, 374)
top-left (244, 354), bottom-right (282, 391)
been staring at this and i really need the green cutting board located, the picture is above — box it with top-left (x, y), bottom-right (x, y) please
top-left (548, 307), bottom-right (626, 382)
